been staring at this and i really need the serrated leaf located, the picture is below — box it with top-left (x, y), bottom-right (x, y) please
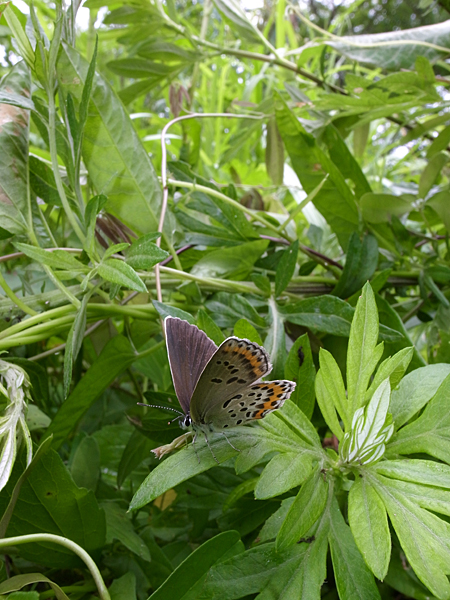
top-left (97, 258), bottom-right (147, 292)
top-left (125, 233), bottom-right (169, 269)
top-left (14, 243), bottom-right (88, 272)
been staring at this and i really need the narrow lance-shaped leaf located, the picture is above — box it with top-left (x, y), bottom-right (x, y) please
top-left (275, 240), bottom-right (298, 297)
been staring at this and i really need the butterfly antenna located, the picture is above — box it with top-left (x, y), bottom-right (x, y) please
top-left (137, 403), bottom-right (183, 415)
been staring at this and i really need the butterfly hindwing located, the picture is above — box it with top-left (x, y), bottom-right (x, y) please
top-left (165, 317), bottom-right (218, 414)
top-left (189, 337), bottom-right (272, 424)
top-left (203, 380), bottom-right (296, 430)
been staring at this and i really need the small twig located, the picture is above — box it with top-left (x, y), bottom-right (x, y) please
top-left (160, 244), bottom-right (194, 266)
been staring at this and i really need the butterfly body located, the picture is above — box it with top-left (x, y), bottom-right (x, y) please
top-left (165, 317), bottom-right (296, 439)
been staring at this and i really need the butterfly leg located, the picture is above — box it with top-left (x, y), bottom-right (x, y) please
top-left (192, 432), bottom-right (201, 464)
top-left (203, 433), bottom-right (220, 464)
top-left (221, 432), bottom-right (240, 452)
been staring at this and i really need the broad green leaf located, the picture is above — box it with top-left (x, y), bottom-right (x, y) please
top-left (0, 61), bottom-right (32, 235)
top-left (315, 370), bottom-right (344, 440)
top-left (365, 347), bottom-right (413, 405)
top-left (29, 155), bottom-right (74, 207)
top-left (388, 372), bottom-right (450, 463)
top-left (206, 292), bottom-right (266, 328)
top-left (376, 458), bottom-right (450, 489)
top-left (275, 240), bottom-right (299, 297)
top-left (384, 549), bottom-right (438, 600)
top-left (264, 299), bottom-right (286, 379)
top-left (361, 192), bottom-right (413, 224)
top-left (102, 502), bottom-right (151, 562)
top-left (125, 233), bottom-right (169, 269)
top-left (279, 295), bottom-right (355, 337)
top-left (348, 478), bottom-right (390, 580)
top-left (203, 541), bottom-right (307, 600)
top-left (197, 309), bottom-right (225, 344)
top-left (152, 300), bottom-right (195, 324)
top-left (324, 19), bottom-right (450, 69)
top-left (276, 467), bottom-right (328, 551)
top-left (389, 363), bottom-right (450, 428)
top-left (265, 116), bottom-right (284, 185)
top-left (190, 239), bottom-right (269, 281)
top-left (0, 573), bottom-right (68, 600)
top-left (70, 436), bottom-right (100, 492)
top-left (419, 151), bottom-right (449, 198)
top-left (45, 336), bottom-right (137, 449)
top-left (347, 283), bottom-right (383, 413)
top-left (233, 318), bottom-right (262, 345)
top-left (284, 333), bottom-right (316, 418)
top-left (14, 243), bottom-right (88, 272)
top-left (255, 451), bottom-right (314, 499)
top-left (275, 94), bottom-right (359, 250)
top-left (332, 233), bottom-right (378, 298)
top-left (258, 497), bottom-right (296, 543)
top-left (223, 477), bottom-right (258, 511)
top-left (149, 531), bottom-right (243, 600)
top-left (0, 449), bottom-right (106, 568)
top-left (374, 474), bottom-right (450, 599)
top-left (57, 45), bottom-right (162, 235)
top-left (329, 498), bottom-right (381, 600)
top-left (109, 572), bottom-right (137, 600)
top-left (318, 348), bottom-right (350, 429)
top-left (97, 258), bottom-right (147, 292)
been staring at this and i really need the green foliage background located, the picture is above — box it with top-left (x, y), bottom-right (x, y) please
top-left (1, 0), bottom-right (450, 599)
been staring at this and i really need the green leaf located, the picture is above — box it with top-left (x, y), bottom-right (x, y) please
top-left (0, 62), bottom-right (32, 235)
top-left (125, 233), bottom-right (169, 269)
top-left (102, 501), bottom-right (151, 562)
top-left (361, 193), bottom-right (413, 224)
top-left (29, 155), bottom-right (74, 207)
top-left (148, 531), bottom-right (243, 600)
top-left (279, 295), bottom-right (355, 337)
top-left (211, 0), bottom-right (260, 42)
top-left (191, 239), bottom-right (269, 281)
top-left (347, 283), bottom-right (383, 414)
top-left (197, 309), bottom-right (225, 345)
top-left (255, 451), bottom-right (314, 499)
top-left (2, 5), bottom-right (34, 69)
top-left (57, 45), bottom-right (162, 235)
top-left (375, 458), bottom-right (450, 489)
top-left (324, 20), bottom-right (450, 69)
top-left (348, 477), bottom-right (390, 580)
top-left (70, 436), bottom-right (100, 492)
top-left (14, 243), bottom-right (88, 272)
top-left (384, 549), bottom-right (437, 600)
top-left (315, 370), bottom-right (344, 440)
top-left (419, 151), bottom-right (449, 199)
top-left (265, 116), bottom-right (284, 185)
top-left (365, 347), bottom-right (413, 405)
top-left (275, 240), bottom-right (299, 297)
top-left (332, 233), bottom-right (378, 298)
top-left (117, 430), bottom-right (154, 489)
top-left (233, 318), bottom-right (262, 345)
top-left (45, 336), bottom-right (137, 449)
top-left (284, 333), bottom-right (316, 418)
top-left (318, 348), bottom-right (350, 430)
top-left (329, 498), bottom-right (381, 600)
top-left (388, 372), bottom-right (450, 464)
top-left (109, 573), bottom-right (137, 600)
top-left (374, 473), bottom-right (450, 599)
top-left (84, 193), bottom-right (108, 256)
top-left (97, 258), bottom-right (147, 292)
top-left (64, 293), bottom-right (89, 398)
top-left (152, 300), bottom-right (195, 324)
top-left (0, 449), bottom-right (106, 568)
top-left (251, 272), bottom-right (272, 295)
top-left (0, 574), bottom-right (69, 600)
top-left (276, 467), bottom-right (328, 551)
top-left (275, 93), bottom-right (359, 250)
top-left (206, 292), bottom-right (266, 328)
top-left (389, 363), bottom-right (450, 428)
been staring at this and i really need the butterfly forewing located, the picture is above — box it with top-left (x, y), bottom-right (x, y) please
top-left (189, 337), bottom-right (272, 424)
top-left (165, 317), bottom-right (218, 414)
top-left (204, 380), bottom-right (296, 429)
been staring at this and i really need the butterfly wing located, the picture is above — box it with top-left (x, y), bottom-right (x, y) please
top-left (204, 380), bottom-right (296, 429)
top-left (165, 317), bottom-right (218, 414)
top-left (189, 337), bottom-right (272, 424)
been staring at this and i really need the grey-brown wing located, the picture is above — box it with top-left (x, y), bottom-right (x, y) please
top-left (165, 317), bottom-right (218, 414)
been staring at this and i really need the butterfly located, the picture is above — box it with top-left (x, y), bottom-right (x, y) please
top-left (139, 317), bottom-right (296, 459)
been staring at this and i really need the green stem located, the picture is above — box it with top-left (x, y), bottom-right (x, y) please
top-left (0, 271), bottom-right (38, 316)
top-left (0, 305), bottom-right (75, 341)
top-left (0, 534), bottom-right (110, 600)
top-left (137, 339), bottom-right (166, 359)
top-left (167, 178), bottom-right (292, 241)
